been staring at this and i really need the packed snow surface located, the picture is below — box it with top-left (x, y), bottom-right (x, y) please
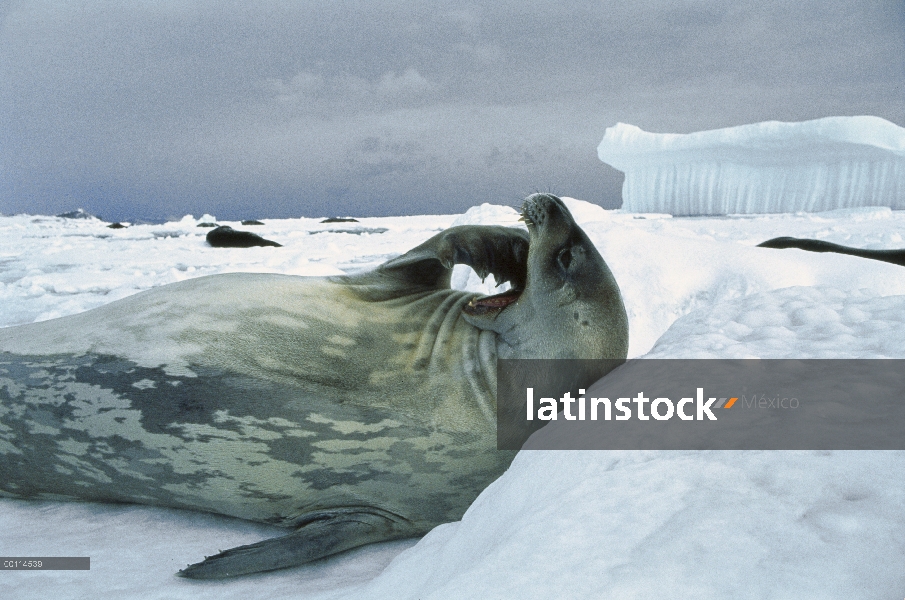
top-left (2, 201), bottom-right (905, 598)
top-left (597, 116), bottom-right (905, 215)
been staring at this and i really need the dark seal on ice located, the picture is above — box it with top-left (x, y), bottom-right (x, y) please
top-left (56, 208), bottom-right (98, 220)
top-left (0, 194), bottom-right (628, 579)
top-left (206, 225), bottom-right (281, 248)
top-left (759, 236), bottom-right (905, 267)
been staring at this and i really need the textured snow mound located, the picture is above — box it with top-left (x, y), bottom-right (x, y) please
top-left (598, 116), bottom-right (905, 215)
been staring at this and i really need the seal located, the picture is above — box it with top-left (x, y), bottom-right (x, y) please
top-left (759, 236), bottom-right (905, 267)
top-left (206, 225), bottom-right (282, 248)
top-left (0, 194), bottom-right (628, 578)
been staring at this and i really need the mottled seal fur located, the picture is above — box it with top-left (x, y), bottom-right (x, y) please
top-left (0, 194), bottom-right (628, 578)
top-left (206, 225), bottom-right (281, 248)
top-left (759, 236), bottom-right (905, 267)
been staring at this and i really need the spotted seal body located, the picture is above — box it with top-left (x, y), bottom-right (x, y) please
top-left (0, 194), bottom-right (628, 578)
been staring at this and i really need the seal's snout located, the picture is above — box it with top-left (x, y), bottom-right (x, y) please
top-left (520, 193), bottom-right (570, 234)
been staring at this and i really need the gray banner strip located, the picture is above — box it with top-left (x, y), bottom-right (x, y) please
top-left (1, 557), bottom-right (90, 570)
top-left (497, 359), bottom-right (905, 450)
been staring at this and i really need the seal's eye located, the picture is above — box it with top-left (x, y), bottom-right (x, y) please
top-left (558, 248), bottom-right (572, 270)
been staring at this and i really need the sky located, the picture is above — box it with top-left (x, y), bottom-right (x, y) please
top-left (1, 1), bottom-right (903, 222)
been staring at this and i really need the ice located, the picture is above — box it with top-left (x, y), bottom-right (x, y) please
top-left (3, 204), bottom-right (905, 597)
top-left (644, 286), bottom-right (905, 359)
top-left (338, 451), bottom-right (905, 599)
top-left (0, 213), bottom-right (460, 327)
top-left (597, 116), bottom-right (905, 215)
top-left (449, 203), bottom-right (521, 227)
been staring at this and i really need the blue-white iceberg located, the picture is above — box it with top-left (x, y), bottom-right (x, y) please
top-left (597, 116), bottom-right (905, 215)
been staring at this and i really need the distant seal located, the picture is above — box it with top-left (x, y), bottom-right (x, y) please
top-left (759, 236), bottom-right (905, 267)
top-left (206, 225), bottom-right (281, 248)
top-left (0, 194), bottom-right (628, 578)
top-left (56, 208), bottom-right (98, 220)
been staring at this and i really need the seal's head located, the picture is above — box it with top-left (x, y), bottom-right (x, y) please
top-left (462, 193), bottom-right (628, 361)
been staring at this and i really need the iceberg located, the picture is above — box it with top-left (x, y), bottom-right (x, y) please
top-left (597, 116), bottom-right (905, 215)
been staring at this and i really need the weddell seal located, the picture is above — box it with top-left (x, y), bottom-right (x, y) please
top-left (206, 225), bottom-right (282, 248)
top-left (0, 194), bottom-right (628, 578)
top-left (759, 236), bottom-right (905, 267)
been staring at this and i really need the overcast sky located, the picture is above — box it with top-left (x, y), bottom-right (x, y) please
top-left (1, 1), bottom-right (903, 221)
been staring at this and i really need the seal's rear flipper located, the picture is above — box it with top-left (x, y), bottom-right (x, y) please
top-left (177, 510), bottom-right (411, 579)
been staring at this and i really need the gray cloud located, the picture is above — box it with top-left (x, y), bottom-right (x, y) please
top-left (1, 1), bottom-right (903, 220)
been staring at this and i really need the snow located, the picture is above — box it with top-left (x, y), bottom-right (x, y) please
top-left (2, 200), bottom-right (905, 597)
top-left (346, 451), bottom-right (905, 599)
top-left (597, 116), bottom-right (905, 215)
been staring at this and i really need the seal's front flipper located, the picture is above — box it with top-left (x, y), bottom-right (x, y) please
top-left (177, 510), bottom-right (410, 579)
top-left (377, 225), bottom-right (530, 290)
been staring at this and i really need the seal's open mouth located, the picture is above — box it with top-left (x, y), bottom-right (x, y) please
top-left (463, 288), bottom-right (522, 316)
